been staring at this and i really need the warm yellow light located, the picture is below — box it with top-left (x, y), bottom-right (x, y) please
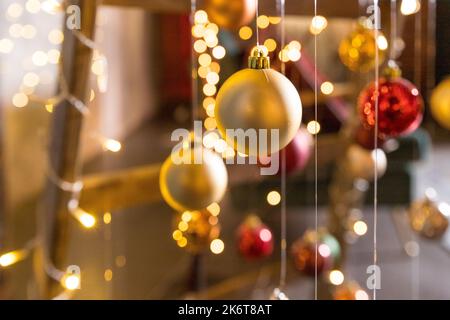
top-left (210, 61), bottom-right (221, 73)
top-left (41, 0), bottom-right (62, 14)
top-left (202, 131), bottom-right (219, 149)
top-left (0, 38), bottom-right (14, 53)
top-left (278, 49), bottom-right (289, 63)
top-left (206, 23), bottom-right (219, 34)
top-left (178, 221), bottom-right (188, 232)
top-left (194, 10), bottom-right (208, 24)
top-left (239, 26), bottom-right (253, 40)
top-left (203, 83), bottom-right (216, 96)
top-left (181, 211), bottom-right (192, 222)
top-left (257, 15), bottom-right (270, 29)
top-left (210, 239), bottom-right (224, 254)
top-left (355, 289), bottom-right (369, 300)
top-left (72, 208), bottom-right (96, 228)
top-left (214, 139), bottom-right (228, 153)
top-left (264, 38), bottom-right (277, 52)
top-left (9, 24), bottom-right (22, 39)
top-left (204, 34), bottom-right (218, 48)
top-left (203, 97), bottom-right (215, 109)
top-left (310, 15), bottom-right (328, 35)
top-left (401, 0), bottom-right (421, 15)
top-left (45, 103), bottom-right (54, 113)
top-left (32, 51), bottom-right (48, 66)
top-left (353, 220), bottom-right (368, 236)
top-left (103, 212), bottom-right (112, 224)
top-left (320, 81), bottom-right (334, 95)
top-left (115, 255), bottom-right (126, 268)
top-left (21, 24), bottom-right (37, 39)
top-left (23, 72), bottom-right (40, 87)
top-left (0, 250), bottom-right (27, 267)
top-left (192, 24), bottom-right (205, 38)
top-left (288, 48), bottom-right (301, 62)
top-left (7, 3), bottom-right (24, 18)
top-left (206, 72), bottom-right (219, 85)
top-left (194, 39), bottom-right (207, 53)
top-left (206, 104), bottom-right (215, 117)
top-left (26, 0), bottom-right (41, 14)
top-left (307, 120), bottom-right (321, 135)
top-left (177, 237), bottom-right (188, 248)
top-left (48, 29), bottom-right (64, 44)
top-left (377, 34), bottom-right (388, 51)
top-left (104, 269), bottom-right (113, 282)
top-left (172, 230), bottom-right (183, 241)
top-left (269, 16), bottom-right (281, 24)
top-left (212, 46), bottom-right (226, 59)
top-left (198, 53), bottom-right (212, 67)
top-left (207, 202), bottom-right (221, 216)
top-left (12, 93), bottom-right (29, 108)
top-left (288, 40), bottom-right (301, 51)
top-left (91, 56), bottom-right (107, 76)
top-left (267, 191), bottom-right (281, 206)
top-left (198, 66), bottom-right (210, 78)
top-left (103, 138), bottom-right (122, 153)
top-left (204, 117), bottom-right (217, 130)
top-left (329, 270), bottom-right (345, 285)
top-left (62, 273), bottom-right (80, 290)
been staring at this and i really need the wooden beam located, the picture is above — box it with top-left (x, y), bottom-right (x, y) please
top-left (34, 0), bottom-right (97, 299)
top-left (100, 0), bottom-right (360, 18)
top-left (79, 164), bottom-right (161, 213)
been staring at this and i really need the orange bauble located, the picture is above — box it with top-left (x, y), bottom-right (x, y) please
top-left (204, 0), bottom-right (256, 30)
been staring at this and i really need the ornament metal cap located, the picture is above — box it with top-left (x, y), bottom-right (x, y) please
top-left (248, 45), bottom-right (270, 69)
top-left (383, 60), bottom-right (402, 78)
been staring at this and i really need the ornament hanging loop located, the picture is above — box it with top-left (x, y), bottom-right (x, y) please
top-left (248, 46), bottom-right (270, 69)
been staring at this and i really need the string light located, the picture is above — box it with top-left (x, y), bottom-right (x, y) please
top-left (239, 26), bottom-right (253, 40)
top-left (23, 72), bottom-right (40, 87)
top-left (307, 120), bottom-right (321, 135)
top-left (267, 191), bottom-right (281, 206)
top-left (60, 267), bottom-right (81, 290)
top-left (377, 34), bottom-right (388, 50)
top-left (12, 92), bottom-right (29, 108)
top-left (310, 15), bottom-right (328, 35)
top-left (329, 270), bottom-right (345, 285)
top-left (210, 239), bottom-right (224, 254)
top-left (103, 212), bottom-right (112, 224)
top-left (0, 38), bottom-right (14, 53)
top-left (353, 220), bottom-right (368, 236)
top-left (194, 39), bottom-right (207, 53)
top-left (47, 49), bottom-right (61, 64)
top-left (41, 0), bottom-right (62, 14)
top-left (264, 38), bottom-right (277, 52)
top-left (204, 117), bottom-right (217, 130)
top-left (48, 29), bottom-right (64, 44)
top-left (0, 249), bottom-right (28, 267)
top-left (400, 0), bottom-right (421, 15)
top-left (203, 83), bottom-right (216, 96)
top-left (70, 206), bottom-right (96, 229)
top-left (21, 24), bottom-right (37, 39)
top-left (320, 81), bottom-right (334, 95)
top-left (25, 0), bottom-right (41, 14)
top-left (257, 15), bottom-right (270, 29)
top-left (355, 289), bottom-right (370, 300)
top-left (194, 10), bottom-right (208, 24)
top-left (198, 53), bottom-right (212, 67)
top-left (206, 72), bottom-right (219, 85)
top-left (212, 46), bottom-right (226, 59)
top-left (7, 3), bottom-right (24, 18)
top-left (32, 50), bottom-right (48, 66)
top-left (102, 138), bottom-right (122, 153)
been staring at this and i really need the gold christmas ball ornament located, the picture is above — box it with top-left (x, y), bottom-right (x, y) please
top-left (215, 46), bottom-right (302, 157)
top-left (430, 77), bottom-right (450, 130)
top-left (345, 144), bottom-right (387, 181)
top-left (172, 210), bottom-right (221, 253)
top-left (339, 18), bottom-right (386, 73)
top-left (159, 144), bottom-right (228, 212)
top-left (204, 0), bottom-right (256, 30)
top-left (409, 195), bottom-right (450, 239)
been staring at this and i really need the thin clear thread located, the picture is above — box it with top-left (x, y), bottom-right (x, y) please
top-left (255, 0), bottom-right (259, 46)
top-left (313, 0), bottom-right (318, 301)
top-left (190, 0), bottom-right (198, 125)
top-left (390, 0), bottom-right (397, 61)
top-left (373, 0), bottom-right (380, 301)
top-left (279, 0), bottom-right (287, 290)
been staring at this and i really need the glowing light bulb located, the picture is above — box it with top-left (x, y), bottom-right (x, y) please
top-left (307, 121), bottom-right (321, 135)
top-left (12, 93), bottom-right (29, 108)
top-left (210, 239), bottom-right (224, 254)
top-left (103, 138), bottom-right (122, 152)
top-left (377, 35), bottom-right (388, 51)
top-left (7, 3), bottom-right (24, 18)
top-left (0, 38), bottom-right (14, 53)
top-left (206, 72), bottom-right (219, 85)
top-left (353, 220), bottom-right (368, 236)
top-left (194, 39), bottom-right (207, 53)
top-left (203, 83), bottom-right (216, 96)
top-left (0, 250), bottom-right (27, 267)
top-left (267, 191), bottom-right (281, 206)
top-left (32, 51), bottom-right (48, 66)
top-left (103, 212), bottom-right (112, 224)
top-left (257, 15), bottom-right (270, 29)
top-left (329, 270), bottom-right (345, 285)
top-left (207, 202), bottom-right (220, 216)
top-left (239, 26), bottom-right (252, 40)
top-left (62, 273), bottom-right (80, 290)
top-left (212, 46), bottom-right (226, 59)
top-left (21, 25), bottom-right (37, 39)
top-left (26, 0), bottom-right (41, 14)
top-left (310, 15), bottom-right (328, 35)
top-left (401, 0), bottom-right (420, 15)
top-left (23, 72), bottom-right (40, 87)
top-left (71, 208), bottom-right (96, 228)
top-left (194, 10), bottom-right (208, 24)
top-left (48, 29), bottom-right (64, 44)
top-left (41, 0), bottom-right (62, 14)
top-left (320, 81), bottom-right (334, 95)
top-left (264, 38), bottom-right (277, 52)
top-left (355, 289), bottom-right (369, 300)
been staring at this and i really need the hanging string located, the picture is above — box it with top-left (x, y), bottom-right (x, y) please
top-left (390, 0), bottom-right (398, 61)
top-left (190, 0), bottom-right (198, 126)
top-left (373, 0), bottom-right (381, 301)
top-left (313, 0), bottom-right (319, 301)
top-left (255, 0), bottom-right (260, 46)
top-left (278, 0), bottom-right (287, 290)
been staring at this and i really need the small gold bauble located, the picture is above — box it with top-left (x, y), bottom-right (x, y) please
top-left (172, 210), bottom-right (220, 253)
top-left (339, 19), bottom-right (386, 73)
top-left (430, 77), bottom-right (450, 130)
top-left (204, 0), bottom-right (256, 30)
top-left (409, 197), bottom-right (449, 239)
top-left (215, 47), bottom-right (302, 157)
top-left (159, 146), bottom-right (228, 212)
top-left (345, 144), bottom-right (387, 181)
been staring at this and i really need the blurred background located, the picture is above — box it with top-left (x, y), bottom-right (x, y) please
top-left (0, 0), bottom-right (449, 300)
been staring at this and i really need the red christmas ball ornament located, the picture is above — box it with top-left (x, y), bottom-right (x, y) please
top-left (354, 125), bottom-right (385, 150)
top-left (259, 127), bottom-right (313, 175)
top-left (291, 230), bottom-right (334, 276)
top-left (237, 215), bottom-right (274, 260)
top-left (358, 76), bottom-right (423, 138)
